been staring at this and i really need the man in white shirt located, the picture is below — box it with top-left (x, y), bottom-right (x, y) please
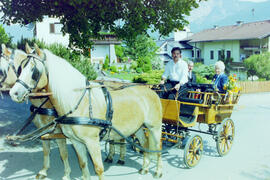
top-left (159, 47), bottom-right (188, 99)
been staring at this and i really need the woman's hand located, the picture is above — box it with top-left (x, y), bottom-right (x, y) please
top-left (174, 83), bottom-right (180, 91)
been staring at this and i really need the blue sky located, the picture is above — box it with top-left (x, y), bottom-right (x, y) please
top-left (188, 0), bottom-right (270, 32)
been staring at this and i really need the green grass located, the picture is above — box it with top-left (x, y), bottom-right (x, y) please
top-left (107, 71), bottom-right (138, 81)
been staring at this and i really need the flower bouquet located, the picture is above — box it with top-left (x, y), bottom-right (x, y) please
top-left (223, 74), bottom-right (241, 104)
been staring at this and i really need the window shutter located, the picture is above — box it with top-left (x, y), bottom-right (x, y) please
top-left (50, 23), bottom-right (55, 33)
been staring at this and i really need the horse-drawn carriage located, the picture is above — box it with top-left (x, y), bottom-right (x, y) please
top-left (156, 83), bottom-right (240, 168)
top-left (1, 44), bottom-right (240, 179)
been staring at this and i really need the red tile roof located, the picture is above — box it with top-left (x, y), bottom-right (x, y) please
top-left (184, 20), bottom-right (270, 43)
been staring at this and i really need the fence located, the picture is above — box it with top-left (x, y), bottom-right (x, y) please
top-left (239, 81), bottom-right (270, 93)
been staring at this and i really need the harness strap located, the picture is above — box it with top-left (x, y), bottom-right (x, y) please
top-left (11, 97), bottom-right (49, 136)
top-left (30, 105), bottom-right (58, 117)
top-left (55, 117), bottom-right (112, 127)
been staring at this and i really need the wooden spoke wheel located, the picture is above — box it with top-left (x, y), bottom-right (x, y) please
top-left (216, 118), bottom-right (235, 156)
top-left (183, 135), bottom-right (203, 168)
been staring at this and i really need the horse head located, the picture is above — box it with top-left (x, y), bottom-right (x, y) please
top-left (0, 44), bottom-right (29, 88)
top-left (9, 44), bottom-right (48, 102)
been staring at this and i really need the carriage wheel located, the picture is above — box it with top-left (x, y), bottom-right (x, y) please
top-left (216, 118), bottom-right (235, 156)
top-left (183, 135), bottom-right (203, 168)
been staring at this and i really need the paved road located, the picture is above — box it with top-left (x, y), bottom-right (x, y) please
top-left (0, 92), bottom-right (270, 180)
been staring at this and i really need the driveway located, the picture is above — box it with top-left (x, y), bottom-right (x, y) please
top-left (0, 92), bottom-right (270, 180)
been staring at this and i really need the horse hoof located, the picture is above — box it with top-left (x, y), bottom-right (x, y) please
top-left (117, 160), bottom-right (125, 165)
top-left (139, 169), bottom-right (148, 175)
top-left (36, 173), bottom-right (46, 179)
top-left (104, 158), bottom-right (113, 163)
top-left (154, 172), bottom-right (162, 179)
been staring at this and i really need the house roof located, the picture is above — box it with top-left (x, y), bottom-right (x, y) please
top-left (184, 19), bottom-right (270, 43)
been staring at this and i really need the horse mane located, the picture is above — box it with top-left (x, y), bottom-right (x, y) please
top-left (44, 49), bottom-right (104, 114)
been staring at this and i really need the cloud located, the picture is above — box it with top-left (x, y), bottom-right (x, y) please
top-left (187, 0), bottom-right (215, 23)
top-left (239, 0), bottom-right (269, 2)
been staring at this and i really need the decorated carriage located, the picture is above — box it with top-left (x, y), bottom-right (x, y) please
top-left (158, 83), bottom-right (240, 168)
top-left (1, 43), bottom-right (241, 179)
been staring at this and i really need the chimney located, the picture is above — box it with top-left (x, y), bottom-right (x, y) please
top-left (236, 21), bottom-right (243, 26)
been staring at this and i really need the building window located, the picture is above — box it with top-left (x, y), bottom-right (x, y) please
top-left (210, 50), bottom-right (214, 60)
top-left (50, 23), bottom-right (63, 34)
top-left (226, 50), bottom-right (231, 59)
top-left (197, 50), bottom-right (200, 58)
top-left (192, 50), bottom-right (194, 58)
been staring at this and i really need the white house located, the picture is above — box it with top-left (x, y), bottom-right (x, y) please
top-left (156, 27), bottom-right (194, 64)
top-left (35, 17), bottom-right (69, 46)
top-left (34, 17), bottom-right (119, 64)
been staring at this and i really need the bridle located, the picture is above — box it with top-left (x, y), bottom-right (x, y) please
top-left (0, 49), bottom-right (17, 86)
top-left (15, 53), bottom-right (47, 93)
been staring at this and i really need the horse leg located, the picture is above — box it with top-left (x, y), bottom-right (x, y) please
top-left (104, 140), bottom-right (115, 163)
top-left (117, 139), bottom-right (126, 165)
top-left (84, 138), bottom-right (104, 180)
top-left (147, 126), bottom-right (163, 178)
top-left (136, 128), bottom-right (150, 175)
top-left (55, 138), bottom-right (71, 180)
top-left (36, 140), bottom-right (50, 179)
top-left (70, 139), bottom-right (91, 180)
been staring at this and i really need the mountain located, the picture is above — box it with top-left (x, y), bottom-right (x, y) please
top-left (188, 0), bottom-right (270, 32)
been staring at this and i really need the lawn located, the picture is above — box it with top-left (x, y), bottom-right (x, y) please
top-left (106, 71), bottom-right (138, 81)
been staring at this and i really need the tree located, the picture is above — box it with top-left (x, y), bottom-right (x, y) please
top-left (244, 52), bottom-right (270, 80)
top-left (0, 0), bottom-right (203, 52)
top-left (0, 24), bottom-right (12, 47)
top-left (125, 33), bottom-right (158, 72)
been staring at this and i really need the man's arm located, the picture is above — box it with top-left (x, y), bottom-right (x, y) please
top-left (160, 63), bottom-right (169, 84)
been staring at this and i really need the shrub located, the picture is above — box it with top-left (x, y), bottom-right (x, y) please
top-left (196, 74), bottom-right (212, 84)
top-left (16, 38), bottom-right (97, 80)
top-left (244, 52), bottom-right (270, 80)
top-left (193, 63), bottom-right (215, 80)
top-left (109, 65), bottom-right (118, 73)
top-left (133, 70), bottom-right (163, 84)
top-left (135, 67), bottom-right (143, 73)
top-left (102, 55), bottom-right (110, 70)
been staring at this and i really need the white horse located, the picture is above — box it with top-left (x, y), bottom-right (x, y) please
top-left (0, 44), bottom-right (71, 180)
top-left (9, 46), bottom-right (163, 180)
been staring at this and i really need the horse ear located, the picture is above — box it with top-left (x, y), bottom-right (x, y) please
top-left (2, 44), bottom-right (11, 57)
top-left (25, 42), bottom-right (33, 54)
top-left (1, 44), bottom-right (6, 51)
top-left (34, 43), bottom-right (43, 57)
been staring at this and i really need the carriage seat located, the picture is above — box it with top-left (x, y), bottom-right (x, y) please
top-left (186, 83), bottom-right (215, 92)
top-left (179, 97), bottom-right (203, 104)
top-left (179, 104), bottom-right (196, 124)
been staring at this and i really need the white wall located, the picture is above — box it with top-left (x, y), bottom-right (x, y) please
top-left (35, 17), bottom-right (69, 46)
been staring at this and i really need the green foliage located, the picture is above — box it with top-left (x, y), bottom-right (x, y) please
top-left (0, 0), bottom-right (202, 51)
top-left (137, 56), bottom-right (152, 73)
top-left (244, 52), bottom-right (270, 80)
top-left (0, 24), bottom-right (12, 48)
top-left (16, 38), bottom-right (97, 80)
top-left (109, 65), bottom-right (118, 73)
top-left (196, 74), bottom-right (212, 84)
top-left (193, 63), bottom-right (215, 80)
top-left (125, 34), bottom-right (156, 72)
top-left (123, 64), bottom-right (127, 71)
top-left (151, 57), bottom-right (164, 70)
top-left (115, 45), bottom-right (124, 62)
top-left (133, 70), bottom-right (163, 84)
top-left (102, 55), bottom-right (110, 70)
